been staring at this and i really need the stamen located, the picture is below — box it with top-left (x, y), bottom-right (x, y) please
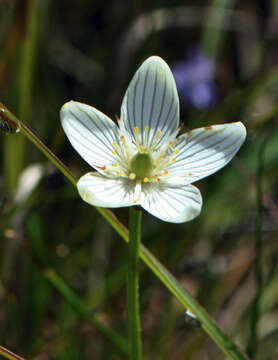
top-left (143, 125), bottom-right (149, 148)
top-left (150, 130), bottom-right (162, 151)
top-left (115, 114), bottom-right (120, 122)
top-left (155, 140), bottom-right (174, 165)
top-left (154, 169), bottom-right (169, 178)
top-left (113, 140), bottom-right (126, 162)
top-left (143, 177), bottom-right (149, 183)
top-left (120, 135), bottom-right (130, 160)
top-left (112, 163), bottom-right (117, 167)
top-left (129, 173), bottom-right (136, 180)
top-left (133, 126), bottom-right (142, 152)
top-left (118, 172), bottom-right (123, 177)
top-left (133, 180), bottom-right (142, 203)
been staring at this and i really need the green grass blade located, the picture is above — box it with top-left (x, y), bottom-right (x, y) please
top-left (44, 268), bottom-right (129, 357)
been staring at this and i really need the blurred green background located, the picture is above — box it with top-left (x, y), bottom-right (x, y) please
top-left (1, 0), bottom-right (278, 359)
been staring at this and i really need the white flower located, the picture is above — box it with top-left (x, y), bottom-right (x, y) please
top-left (60, 56), bottom-right (246, 223)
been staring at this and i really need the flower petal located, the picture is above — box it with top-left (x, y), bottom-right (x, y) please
top-left (141, 183), bottom-right (202, 223)
top-left (77, 172), bottom-right (135, 208)
top-left (166, 122), bottom-right (246, 184)
top-left (120, 56), bottom-right (179, 149)
top-left (60, 101), bottom-right (119, 170)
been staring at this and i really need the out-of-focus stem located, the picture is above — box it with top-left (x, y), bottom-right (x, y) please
top-left (44, 268), bottom-right (129, 357)
top-left (247, 136), bottom-right (268, 357)
top-left (201, 0), bottom-right (235, 58)
top-left (4, 0), bottom-right (39, 191)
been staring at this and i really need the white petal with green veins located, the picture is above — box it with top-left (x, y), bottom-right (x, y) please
top-left (120, 56), bottom-right (180, 149)
top-left (77, 173), bottom-right (136, 208)
top-left (61, 101), bottom-right (119, 170)
top-left (166, 122), bottom-right (246, 183)
top-left (141, 183), bottom-right (202, 223)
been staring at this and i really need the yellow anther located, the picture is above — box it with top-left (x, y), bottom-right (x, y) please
top-left (169, 141), bottom-right (173, 146)
top-left (129, 173), bottom-right (136, 180)
top-left (171, 158), bottom-right (176, 163)
top-left (175, 150), bottom-right (179, 154)
top-left (143, 177), bottom-right (149, 183)
top-left (112, 151), bottom-right (116, 155)
top-left (134, 126), bottom-right (139, 133)
top-left (118, 172), bottom-right (123, 177)
top-left (164, 170), bottom-right (168, 175)
top-left (145, 125), bottom-right (149, 130)
top-left (112, 163), bottom-right (117, 167)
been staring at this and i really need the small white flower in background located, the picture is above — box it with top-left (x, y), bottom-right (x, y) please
top-left (60, 56), bottom-right (246, 223)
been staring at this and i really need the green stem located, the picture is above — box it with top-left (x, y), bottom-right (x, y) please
top-left (0, 346), bottom-right (25, 360)
top-left (127, 208), bottom-right (142, 360)
top-left (0, 103), bottom-right (249, 360)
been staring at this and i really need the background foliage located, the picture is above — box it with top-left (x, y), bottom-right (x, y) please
top-left (1, 0), bottom-right (278, 359)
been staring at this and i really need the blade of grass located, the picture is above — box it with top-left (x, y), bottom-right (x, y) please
top-left (201, 0), bottom-right (235, 58)
top-left (25, 212), bottom-right (128, 357)
top-left (44, 268), bottom-right (129, 357)
top-left (0, 346), bottom-right (25, 360)
top-left (247, 135), bottom-right (270, 357)
top-left (0, 103), bottom-right (249, 359)
top-left (4, 0), bottom-right (39, 191)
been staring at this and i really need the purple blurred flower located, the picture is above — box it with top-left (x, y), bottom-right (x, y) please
top-left (171, 47), bottom-right (217, 109)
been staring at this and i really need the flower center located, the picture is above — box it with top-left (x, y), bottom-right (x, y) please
top-left (130, 152), bottom-right (153, 179)
top-left (102, 125), bottom-right (180, 183)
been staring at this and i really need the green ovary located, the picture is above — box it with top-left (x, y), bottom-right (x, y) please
top-left (130, 152), bottom-right (153, 179)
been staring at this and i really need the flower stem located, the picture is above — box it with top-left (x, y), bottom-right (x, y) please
top-left (127, 207), bottom-right (143, 360)
top-left (0, 346), bottom-right (25, 360)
